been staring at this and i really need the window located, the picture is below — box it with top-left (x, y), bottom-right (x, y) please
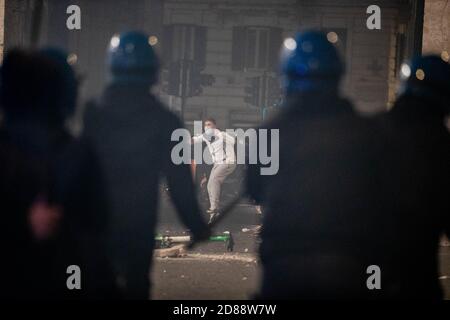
top-left (246, 27), bottom-right (269, 69)
top-left (162, 24), bottom-right (207, 68)
top-left (232, 26), bottom-right (282, 71)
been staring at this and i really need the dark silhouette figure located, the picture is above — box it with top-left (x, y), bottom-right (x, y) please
top-left (246, 31), bottom-right (388, 299)
top-left (377, 55), bottom-right (450, 299)
top-left (83, 31), bottom-right (210, 299)
top-left (0, 49), bottom-right (116, 299)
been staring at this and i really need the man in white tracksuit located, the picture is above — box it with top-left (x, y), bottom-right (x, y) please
top-left (192, 118), bottom-right (236, 222)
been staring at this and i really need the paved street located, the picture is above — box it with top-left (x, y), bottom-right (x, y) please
top-left (152, 196), bottom-right (450, 300)
top-left (152, 197), bottom-right (261, 299)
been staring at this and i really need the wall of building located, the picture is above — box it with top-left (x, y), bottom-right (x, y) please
top-left (2, 0), bottom-right (163, 98)
top-left (298, 0), bottom-right (410, 112)
top-left (0, 0), bottom-right (4, 60)
top-left (422, 0), bottom-right (450, 59)
top-left (4, 0), bottom-right (33, 49)
top-left (0, 0), bottom-right (426, 128)
top-left (50, 0), bottom-right (163, 99)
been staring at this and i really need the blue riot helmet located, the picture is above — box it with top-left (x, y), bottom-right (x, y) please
top-left (280, 30), bottom-right (345, 95)
top-left (39, 47), bottom-right (79, 119)
top-left (107, 31), bottom-right (160, 86)
top-left (398, 55), bottom-right (450, 114)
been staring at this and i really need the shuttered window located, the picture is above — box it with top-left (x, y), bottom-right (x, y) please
top-left (232, 26), bottom-right (282, 71)
top-left (231, 26), bottom-right (247, 71)
top-left (162, 24), bottom-right (207, 70)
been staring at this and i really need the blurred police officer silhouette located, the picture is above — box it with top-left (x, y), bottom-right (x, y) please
top-left (0, 50), bottom-right (46, 298)
top-left (83, 31), bottom-right (210, 299)
top-left (246, 30), bottom-right (387, 299)
top-left (0, 48), bottom-right (116, 299)
top-left (379, 55), bottom-right (450, 299)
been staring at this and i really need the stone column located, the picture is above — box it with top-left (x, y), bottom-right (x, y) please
top-left (422, 0), bottom-right (450, 61)
top-left (0, 0), bottom-right (5, 61)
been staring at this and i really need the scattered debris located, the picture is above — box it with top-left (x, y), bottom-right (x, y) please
top-left (154, 244), bottom-right (186, 258)
top-left (156, 253), bottom-right (258, 263)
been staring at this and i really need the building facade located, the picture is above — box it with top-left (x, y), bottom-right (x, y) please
top-left (2, 0), bottom-right (163, 97)
top-left (1, 0), bottom-right (430, 129)
top-left (160, 0), bottom-right (424, 129)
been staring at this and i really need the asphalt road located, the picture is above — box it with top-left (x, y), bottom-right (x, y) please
top-left (152, 194), bottom-right (450, 300)
top-left (152, 196), bottom-right (261, 299)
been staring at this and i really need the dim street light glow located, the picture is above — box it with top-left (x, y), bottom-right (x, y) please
top-left (416, 68), bottom-right (425, 80)
top-left (283, 37), bottom-right (297, 51)
top-left (148, 36), bottom-right (158, 46)
top-left (67, 53), bottom-right (78, 65)
top-left (110, 35), bottom-right (120, 49)
top-left (327, 31), bottom-right (338, 44)
top-left (400, 63), bottom-right (411, 79)
top-left (441, 50), bottom-right (449, 62)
